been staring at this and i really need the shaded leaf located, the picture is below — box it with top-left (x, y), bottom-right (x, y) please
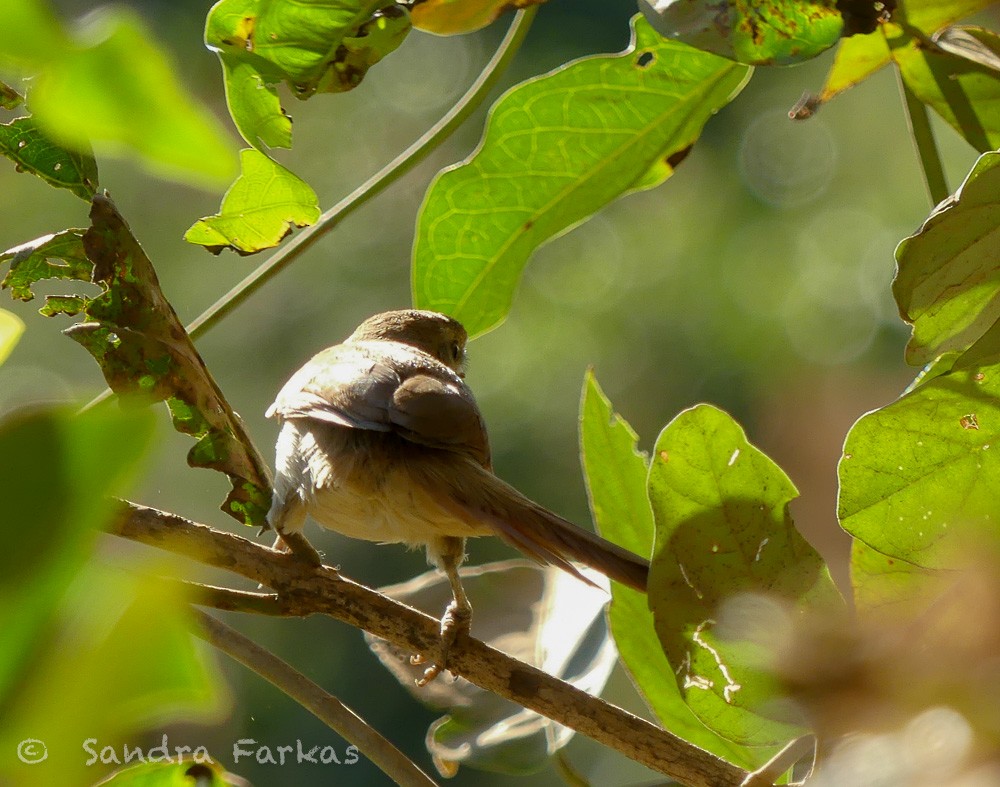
top-left (895, 26), bottom-right (1000, 152)
top-left (366, 561), bottom-right (616, 777)
top-left (0, 229), bottom-right (91, 303)
top-left (0, 80), bottom-right (23, 109)
top-left (893, 151), bottom-right (1000, 365)
top-left (638, 0), bottom-right (846, 66)
top-left (0, 116), bottom-right (98, 199)
top-left (206, 0), bottom-right (410, 148)
top-left (413, 15), bottom-right (750, 337)
top-left (0, 196), bottom-right (274, 527)
top-left (185, 148), bottom-right (320, 255)
top-left (840, 353), bottom-right (1000, 617)
top-left (648, 404), bottom-right (840, 747)
top-left (0, 309), bottom-right (24, 366)
top-left (2, 4), bottom-right (236, 187)
top-left (580, 372), bottom-right (771, 769)
top-left (411, 0), bottom-right (544, 35)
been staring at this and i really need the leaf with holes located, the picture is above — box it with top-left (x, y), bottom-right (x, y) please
top-left (1, 230), bottom-right (91, 304)
top-left (580, 373), bottom-right (773, 768)
top-left (648, 404), bottom-right (840, 747)
top-left (185, 148), bottom-right (320, 255)
top-left (0, 116), bottom-right (98, 200)
top-left (0, 81), bottom-right (23, 109)
top-left (412, 14), bottom-right (750, 337)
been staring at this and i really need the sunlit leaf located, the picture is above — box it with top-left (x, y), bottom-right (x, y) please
top-left (648, 404), bottom-right (840, 747)
top-left (413, 14), bottom-right (750, 337)
top-left (206, 0), bottom-right (410, 148)
top-left (904, 0), bottom-right (997, 34)
top-left (0, 309), bottom-right (24, 365)
top-left (840, 353), bottom-right (1000, 616)
top-left (817, 28), bottom-right (891, 103)
top-left (411, 0), bottom-right (543, 35)
top-left (894, 151), bottom-right (1000, 365)
top-left (0, 116), bottom-right (98, 199)
top-left (3, 4), bottom-right (236, 187)
top-left (580, 372), bottom-right (772, 769)
top-left (185, 148), bottom-right (320, 254)
top-left (366, 561), bottom-right (616, 776)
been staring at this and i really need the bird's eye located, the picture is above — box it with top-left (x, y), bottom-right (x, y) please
top-left (451, 342), bottom-right (462, 361)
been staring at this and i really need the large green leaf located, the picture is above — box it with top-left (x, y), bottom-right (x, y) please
top-left (840, 352), bottom-right (1000, 616)
top-left (638, 0), bottom-right (848, 66)
top-left (579, 372), bottom-right (772, 770)
top-left (185, 148), bottom-right (320, 254)
top-left (1, 2), bottom-right (236, 187)
top-left (648, 405), bottom-right (840, 747)
top-left (893, 151), bottom-right (1000, 365)
top-left (0, 116), bottom-right (98, 200)
top-left (412, 14), bottom-right (750, 337)
top-left (206, 0), bottom-right (410, 148)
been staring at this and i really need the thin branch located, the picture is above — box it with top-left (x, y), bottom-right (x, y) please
top-left (741, 735), bottom-right (815, 787)
top-left (110, 500), bottom-right (750, 787)
top-left (897, 70), bottom-right (948, 206)
top-left (191, 609), bottom-right (438, 787)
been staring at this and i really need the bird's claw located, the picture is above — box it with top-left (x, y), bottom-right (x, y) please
top-left (413, 600), bottom-right (471, 686)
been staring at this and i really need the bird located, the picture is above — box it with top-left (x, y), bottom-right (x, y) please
top-left (266, 309), bottom-right (650, 682)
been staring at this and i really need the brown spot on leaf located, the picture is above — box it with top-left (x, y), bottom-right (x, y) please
top-left (961, 414), bottom-right (980, 430)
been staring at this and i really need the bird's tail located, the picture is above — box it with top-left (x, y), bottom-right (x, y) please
top-left (424, 462), bottom-right (650, 593)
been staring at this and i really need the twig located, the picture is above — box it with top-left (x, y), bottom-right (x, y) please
top-left (897, 71), bottom-right (948, 206)
top-left (110, 499), bottom-right (750, 787)
top-left (191, 609), bottom-right (438, 787)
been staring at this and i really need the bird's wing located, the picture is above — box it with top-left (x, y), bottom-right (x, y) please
top-left (267, 344), bottom-right (491, 468)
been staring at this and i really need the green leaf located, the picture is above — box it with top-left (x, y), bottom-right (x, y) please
top-left (2, 3), bottom-right (236, 187)
top-left (0, 309), bottom-right (24, 365)
top-left (648, 404), bottom-right (840, 747)
top-left (0, 229), bottom-right (91, 303)
top-left (219, 52), bottom-right (292, 150)
top-left (638, 0), bottom-right (846, 66)
top-left (206, 0), bottom-right (410, 148)
top-left (895, 26), bottom-right (1000, 153)
top-left (818, 29), bottom-right (891, 102)
top-left (0, 116), bottom-right (98, 199)
top-left (411, 0), bottom-right (545, 35)
top-left (185, 148), bottom-right (320, 255)
top-left (904, 0), bottom-right (997, 34)
top-left (96, 760), bottom-right (235, 786)
top-left (840, 355), bottom-right (1000, 616)
top-left (412, 14), bottom-right (750, 337)
top-left (579, 372), bottom-right (771, 769)
top-left (893, 151), bottom-right (1000, 365)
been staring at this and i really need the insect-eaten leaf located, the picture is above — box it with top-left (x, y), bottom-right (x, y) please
top-left (412, 14), bottom-right (750, 338)
top-left (365, 561), bottom-right (617, 777)
top-left (411, 0), bottom-right (544, 35)
top-left (206, 0), bottom-right (410, 148)
top-left (638, 0), bottom-right (851, 66)
top-left (0, 196), bottom-right (274, 527)
top-left (648, 404), bottom-right (841, 747)
top-left (0, 80), bottom-right (23, 110)
top-left (185, 149), bottom-right (320, 255)
top-left (0, 116), bottom-right (98, 200)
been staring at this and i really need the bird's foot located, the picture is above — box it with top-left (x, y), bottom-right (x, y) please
top-left (413, 599), bottom-right (472, 686)
top-left (273, 531), bottom-right (323, 568)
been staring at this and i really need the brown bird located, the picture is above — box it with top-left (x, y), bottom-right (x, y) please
top-left (266, 309), bottom-right (649, 681)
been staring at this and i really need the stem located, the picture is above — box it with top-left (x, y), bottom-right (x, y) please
top-left (81, 7), bottom-right (536, 413)
top-left (192, 609), bottom-right (439, 787)
top-left (897, 71), bottom-right (948, 206)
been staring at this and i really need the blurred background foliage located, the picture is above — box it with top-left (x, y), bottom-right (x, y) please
top-left (2, 0), bottom-right (997, 784)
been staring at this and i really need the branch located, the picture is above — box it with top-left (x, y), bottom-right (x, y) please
top-left (191, 609), bottom-right (438, 787)
top-left (110, 500), bottom-right (750, 787)
top-left (897, 70), bottom-right (948, 206)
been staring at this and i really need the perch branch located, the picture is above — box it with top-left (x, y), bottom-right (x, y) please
top-left (110, 500), bottom-right (750, 787)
